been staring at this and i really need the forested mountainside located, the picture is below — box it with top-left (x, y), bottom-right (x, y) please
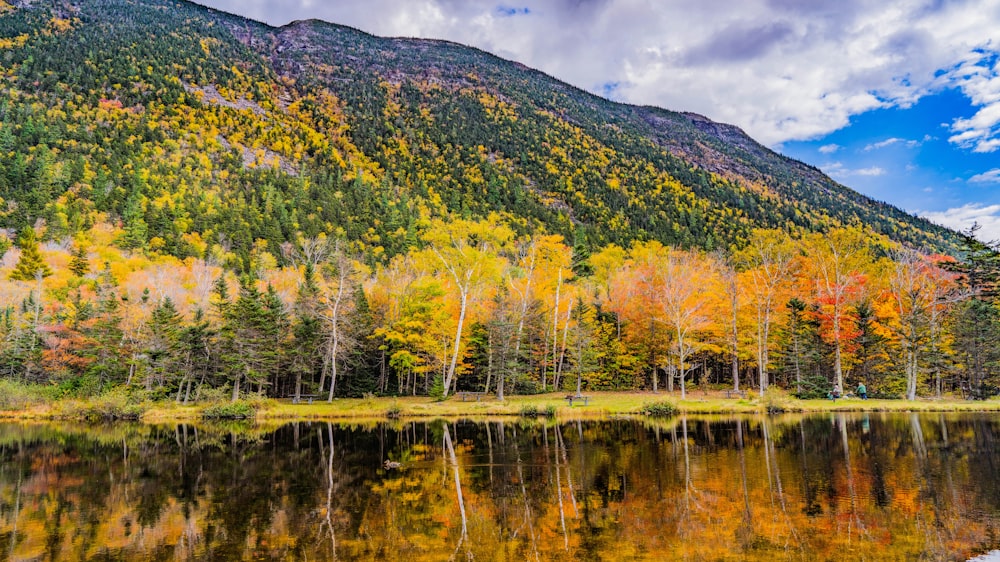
top-left (0, 0), bottom-right (960, 262)
top-left (3, 0), bottom-right (996, 406)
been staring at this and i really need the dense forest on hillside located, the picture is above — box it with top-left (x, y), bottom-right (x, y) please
top-left (0, 0), bottom-right (996, 405)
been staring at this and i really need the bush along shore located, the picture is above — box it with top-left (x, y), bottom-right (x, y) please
top-left (2, 385), bottom-right (1000, 423)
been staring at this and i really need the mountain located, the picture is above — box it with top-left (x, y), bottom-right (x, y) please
top-left (0, 0), bottom-right (961, 263)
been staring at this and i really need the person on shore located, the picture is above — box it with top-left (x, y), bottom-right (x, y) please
top-left (857, 382), bottom-right (867, 400)
top-left (830, 384), bottom-right (841, 401)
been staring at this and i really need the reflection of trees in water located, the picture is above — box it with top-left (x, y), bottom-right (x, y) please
top-left (0, 416), bottom-right (999, 559)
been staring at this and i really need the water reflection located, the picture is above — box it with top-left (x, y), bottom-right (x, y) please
top-left (0, 414), bottom-right (999, 560)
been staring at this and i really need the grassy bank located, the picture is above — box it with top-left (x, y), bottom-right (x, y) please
top-left (3, 389), bottom-right (1000, 423)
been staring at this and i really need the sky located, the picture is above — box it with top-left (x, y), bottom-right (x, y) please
top-left (192, 0), bottom-right (1000, 240)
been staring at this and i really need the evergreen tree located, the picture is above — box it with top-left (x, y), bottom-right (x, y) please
top-left (953, 299), bottom-right (1000, 398)
top-left (9, 227), bottom-right (52, 281)
top-left (221, 275), bottom-right (272, 401)
top-left (289, 263), bottom-right (322, 401)
top-left (851, 299), bottom-right (890, 392)
top-left (147, 297), bottom-right (181, 393)
top-left (177, 308), bottom-right (213, 404)
top-left (262, 283), bottom-right (290, 393)
top-left (946, 225), bottom-right (1000, 397)
top-left (343, 284), bottom-right (381, 396)
top-left (775, 298), bottom-right (826, 398)
top-left (118, 194), bottom-right (148, 250)
top-left (81, 263), bottom-right (125, 392)
top-left (69, 244), bottom-right (90, 277)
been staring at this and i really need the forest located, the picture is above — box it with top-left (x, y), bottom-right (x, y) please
top-left (1, 216), bottom-right (998, 403)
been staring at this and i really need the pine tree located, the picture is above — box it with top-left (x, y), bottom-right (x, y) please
top-left (221, 275), bottom-right (272, 401)
top-left (147, 297), bottom-right (182, 393)
top-left (775, 298), bottom-right (826, 397)
top-left (81, 263), bottom-right (125, 392)
top-left (852, 299), bottom-right (890, 392)
top-left (945, 225), bottom-right (1000, 397)
top-left (177, 308), bottom-right (213, 404)
top-left (118, 194), bottom-right (148, 250)
top-left (289, 263), bottom-right (322, 401)
top-left (262, 283), bottom-right (289, 394)
top-left (9, 227), bottom-right (52, 281)
top-left (69, 244), bottom-right (90, 277)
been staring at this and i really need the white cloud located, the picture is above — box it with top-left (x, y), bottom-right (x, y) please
top-left (921, 203), bottom-right (1000, 241)
top-left (864, 137), bottom-right (921, 151)
top-left (947, 54), bottom-right (1000, 152)
top-left (819, 143), bottom-right (841, 154)
top-left (823, 162), bottom-right (885, 178)
top-left (193, 0), bottom-right (1000, 148)
top-left (855, 166), bottom-right (886, 176)
top-left (969, 169), bottom-right (1000, 183)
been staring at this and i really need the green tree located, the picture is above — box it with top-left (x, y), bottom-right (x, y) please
top-left (220, 276), bottom-right (274, 401)
top-left (289, 263), bottom-right (322, 402)
top-left (176, 308), bottom-right (213, 404)
top-left (81, 264), bottom-right (126, 392)
top-left (9, 227), bottom-right (52, 281)
top-left (146, 297), bottom-right (182, 394)
top-left (262, 283), bottom-right (290, 394)
top-left (851, 298), bottom-right (890, 391)
top-left (69, 243), bottom-right (90, 277)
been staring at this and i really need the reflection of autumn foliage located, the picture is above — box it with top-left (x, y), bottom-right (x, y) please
top-left (0, 416), bottom-right (998, 560)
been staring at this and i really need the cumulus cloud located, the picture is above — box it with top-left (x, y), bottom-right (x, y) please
top-left (192, 0), bottom-right (1000, 148)
top-left (969, 168), bottom-right (1000, 183)
top-left (819, 143), bottom-right (841, 154)
top-left (947, 54), bottom-right (1000, 152)
top-left (921, 203), bottom-right (1000, 241)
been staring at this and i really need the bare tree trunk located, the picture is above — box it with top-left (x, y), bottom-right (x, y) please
top-left (556, 299), bottom-right (573, 390)
top-left (550, 270), bottom-right (563, 391)
top-left (326, 265), bottom-right (348, 402)
top-left (443, 290), bottom-right (469, 397)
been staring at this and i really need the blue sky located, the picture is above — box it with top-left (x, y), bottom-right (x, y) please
top-left (781, 88), bottom-right (1000, 232)
top-left (196, 0), bottom-right (1000, 239)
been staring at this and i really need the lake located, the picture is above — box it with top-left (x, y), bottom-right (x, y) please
top-left (0, 413), bottom-right (998, 560)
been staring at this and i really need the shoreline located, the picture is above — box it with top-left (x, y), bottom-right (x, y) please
top-left (3, 390), bottom-right (1000, 424)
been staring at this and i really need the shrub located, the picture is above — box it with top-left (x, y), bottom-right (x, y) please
top-left (519, 404), bottom-right (540, 417)
top-left (57, 388), bottom-right (145, 421)
top-left (193, 385), bottom-right (229, 404)
top-left (430, 376), bottom-right (445, 401)
top-left (640, 400), bottom-right (678, 418)
top-left (386, 402), bottom-right (402, 419)
top-left (201, 400), bottom-right (256, 420)
top-left (0, 380), bottom-right (51, 410)
top-left (520, 404), bottom-right (557, 418)
top-left (762, 387), bottom-right (798, 413)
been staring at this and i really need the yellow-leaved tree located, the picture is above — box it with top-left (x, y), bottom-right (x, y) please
top-left (419, 216), bottom-right (513, 397)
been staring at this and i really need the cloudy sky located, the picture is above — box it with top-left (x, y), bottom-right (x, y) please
top-left (193, 0), bottom-right (1000, 239)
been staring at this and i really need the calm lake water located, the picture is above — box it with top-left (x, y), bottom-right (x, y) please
top-left (0, 413), bottom-right (999, 561)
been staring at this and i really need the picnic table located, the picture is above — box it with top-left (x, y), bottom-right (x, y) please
top-left (456, 391), bottom-right (488, 401)
top-left (289, 394), bottom-right (319, 404)
top-left (725, 389), bottom-right (748, 399)
top-left (565, 394), bottom-right (590, 406)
